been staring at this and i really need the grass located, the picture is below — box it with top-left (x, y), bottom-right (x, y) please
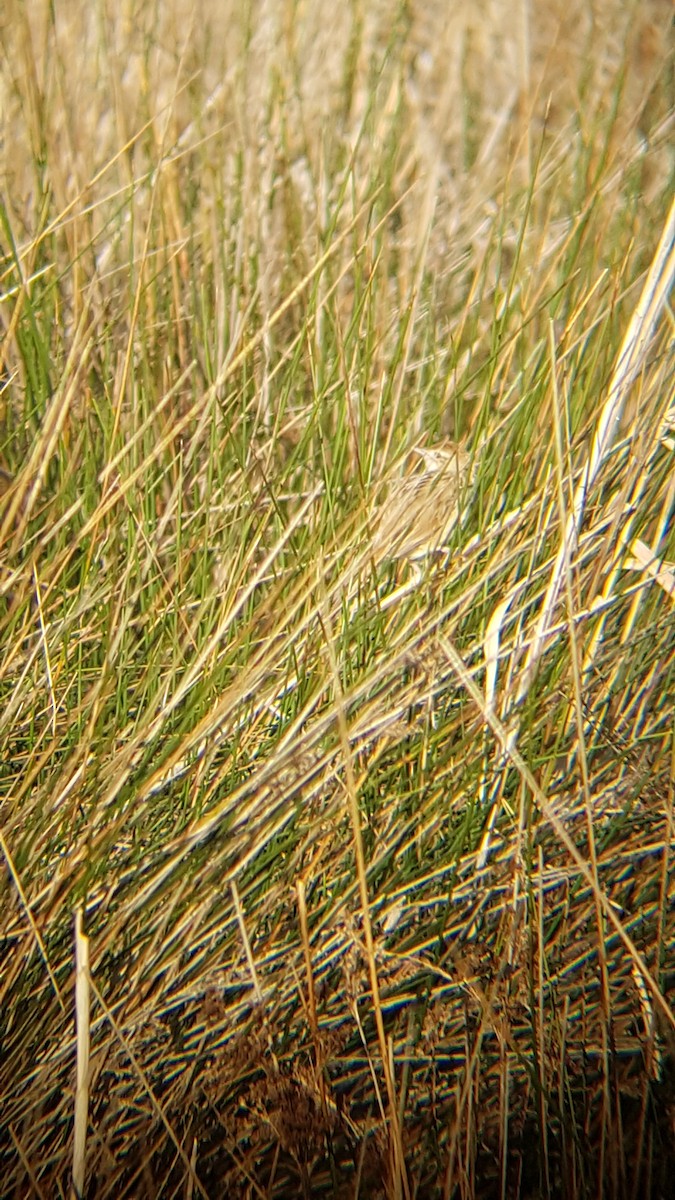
top-left (1, 1), bottom-right (674, 1196)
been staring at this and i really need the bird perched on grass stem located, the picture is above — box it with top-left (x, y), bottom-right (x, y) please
top-left (371, 440), bottom-right (475, 565)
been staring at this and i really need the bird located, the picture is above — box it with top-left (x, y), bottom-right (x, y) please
top-left (370, 440), bottom-right (475, 565)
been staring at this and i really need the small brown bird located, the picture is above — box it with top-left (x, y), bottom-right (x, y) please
top-left (371, 441), bottom-right (474, 564)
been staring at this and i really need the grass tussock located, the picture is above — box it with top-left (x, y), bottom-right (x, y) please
top-left (0, 1), bottom-right (674, 1196)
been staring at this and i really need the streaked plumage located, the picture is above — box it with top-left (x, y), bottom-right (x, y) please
top-left (371, 442), bottom-right (473, 563)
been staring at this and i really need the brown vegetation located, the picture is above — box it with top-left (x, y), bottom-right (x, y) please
top-left (0, 1), bottom-right (673, 1196)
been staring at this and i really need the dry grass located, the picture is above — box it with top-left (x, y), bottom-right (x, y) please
top-left (1, 1), bottom-right (674, 1197)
